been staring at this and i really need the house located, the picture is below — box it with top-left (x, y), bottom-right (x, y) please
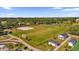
top-left (15, 48), bottom-right (23, 51)
top-left (0, 44), bottom-right (5, 48)
top-left (4, 29), bottom-right (12, 32)
top-left (68, 38), bottom-right (77, 47)
top-left (0, 44), bottom-right (9, 51)
top-left (1, 21), bottom-right (7, 25)
top-left (3, 29), bottom-right (12, 35)
top-left (58, 33), bottom-right (69, 40)
top-left (48, 39), bottom-right (60, 47)
top-left (76, 19), bottom-right (79, 22)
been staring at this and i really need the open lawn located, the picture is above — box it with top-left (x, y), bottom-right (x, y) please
top-left (12, 24), bottom-right (70, 50)
top-left (72, 40), bottom-right (79, 51)
top-left (57, 41), bottom-right (72, 51)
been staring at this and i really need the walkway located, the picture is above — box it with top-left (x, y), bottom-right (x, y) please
top-left (54, 37), bottom-right (71, 51)
top-left (8, 34), bottom-right (40, 51)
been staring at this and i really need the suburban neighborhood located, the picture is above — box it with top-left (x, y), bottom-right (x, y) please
top-left (0, 17), bottom-right (79, 51)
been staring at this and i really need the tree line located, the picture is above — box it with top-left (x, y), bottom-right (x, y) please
top-left (0, 17), bottom-right (77, 26)
top-left (0, 17), bottom-right (78, 36)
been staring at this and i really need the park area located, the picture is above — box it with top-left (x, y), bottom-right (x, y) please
top-left (12, 24), bottom-right (71, 50)
top-left (1, 18), bottom-right (79, 51)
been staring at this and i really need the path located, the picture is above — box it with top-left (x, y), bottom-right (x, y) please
top-left (54, 37), bottom-right (71, 51)
top-left (8, 34), bottom-right (40, 51)
top-left (70, 34), bottom-right (79, 39)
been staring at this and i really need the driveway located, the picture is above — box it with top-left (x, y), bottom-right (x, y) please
top-left (54, 37), bottom-right (71, 51)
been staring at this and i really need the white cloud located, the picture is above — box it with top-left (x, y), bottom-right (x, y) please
top-left (73, 8), bottom-right (79, 10)
top-left (63, 8), bottom-right (79, 11)
top-left (7, 13), bottom-right (15, 16)
top-left (2, 7), bottom-right (12, 10)
top-left (52, 7), bottom-right (63, 9)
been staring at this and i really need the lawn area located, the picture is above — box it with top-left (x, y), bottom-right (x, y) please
top-left (72, 40), bottom-right (79, 51)
top-left (0, 35), bottom-right (10, 41)
top-left (57, 41), bottom-right (72, 51)
top-left (12, 24), bottom-right (70, 50)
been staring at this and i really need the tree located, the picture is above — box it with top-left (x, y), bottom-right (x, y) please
top-left (68, 25), bottom-right (79, 35)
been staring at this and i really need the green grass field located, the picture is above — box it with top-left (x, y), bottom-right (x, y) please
top-left (72, 40), bottom-right (79, 51)
top-left (12, 24), bottom-right (70, 50)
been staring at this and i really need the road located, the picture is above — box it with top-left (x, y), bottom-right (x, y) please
top-left (8, 34), bottom-right (40, 51)
top-left (70, 34), bottom-right (79, 39)
top-left (54, 37), bottom-right (71, 51)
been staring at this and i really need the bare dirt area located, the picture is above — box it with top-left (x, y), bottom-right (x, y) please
top-left (17, 27), bottom-right (34, 31)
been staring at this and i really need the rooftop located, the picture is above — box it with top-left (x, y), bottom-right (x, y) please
top-left (69, 38), bottom-right (77, 44)
top-left (48, 39), bottom-right (60, 45)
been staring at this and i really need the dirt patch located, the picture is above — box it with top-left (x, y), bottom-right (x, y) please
top-left (17, 27), bottom-right (33, 30)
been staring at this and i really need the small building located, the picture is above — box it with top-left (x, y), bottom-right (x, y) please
top-left (4, 29), bottom-right (12, 32)
top-left (58, 33), bottom-right (69, 40)
top-left (68, 38), bottom-right (77, 47)
top-left (1, 21), bottom-right (7, 25)
top-left (15, 48), bottom-right (23, 51)
top-left (3, 29), bottom-right (12, 35)
top-left (76, 19), bottom-right (79, 22)
top-left (0, 44), bottom-right (5, 48)
top-left (0, 44), bottom-right (9, 51)
top-left (48, 39), bottom-right (60, 47)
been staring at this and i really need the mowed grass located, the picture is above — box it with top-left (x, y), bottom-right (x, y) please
top-left (57, 41), bottom-right (72, 51)
top-left (12, 24), bottom-right (70, 50)
top-left (72, 40), bottom-right (79, 51)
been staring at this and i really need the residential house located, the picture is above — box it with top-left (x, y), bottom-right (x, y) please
top-left (3, 29), bottom-right (12, 35)
top-left (15, 48), bottom-right (23, 51)
top-left (0, 44), bottom-right (9, 51)
top-left (68, 38), bottom-right (77, 47)
top-left (58, 33), bottom-right (69, 40)
top-left (48, 39), bottom-right (60, 47)
top-left (0, 44), bottom-right (5, 48)
top-left (76, 19), bottom-right (79, 22)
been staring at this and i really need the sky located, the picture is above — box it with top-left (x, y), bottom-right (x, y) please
top-left (0, 7), bottom-right (79, 17)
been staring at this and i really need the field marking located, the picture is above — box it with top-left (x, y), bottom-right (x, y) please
top-left (8, 34), bottom-right (40, 51)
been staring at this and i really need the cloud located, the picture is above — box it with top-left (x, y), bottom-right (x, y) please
top-left (7, 13), bottom-right (15, 16)
top-left (2, 7), bottom-right (12, 10)
top-left (52, 7), bottom-right (63, 9)
top-left (63, 8), bottom-right (79, 11)
top-left (3, 13), bottom-right (16, 17)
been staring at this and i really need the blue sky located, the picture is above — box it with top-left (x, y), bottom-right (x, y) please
top-left (0, 7), bottom-right (79, 17)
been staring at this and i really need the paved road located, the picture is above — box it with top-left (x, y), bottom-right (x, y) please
top-left (54, 37), bottom-right (71, 51)
top-left (8, 34), bottom-right (40, 51)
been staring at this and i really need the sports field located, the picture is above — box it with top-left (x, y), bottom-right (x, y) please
top-left (12, 24), bottom-right (70, 50)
